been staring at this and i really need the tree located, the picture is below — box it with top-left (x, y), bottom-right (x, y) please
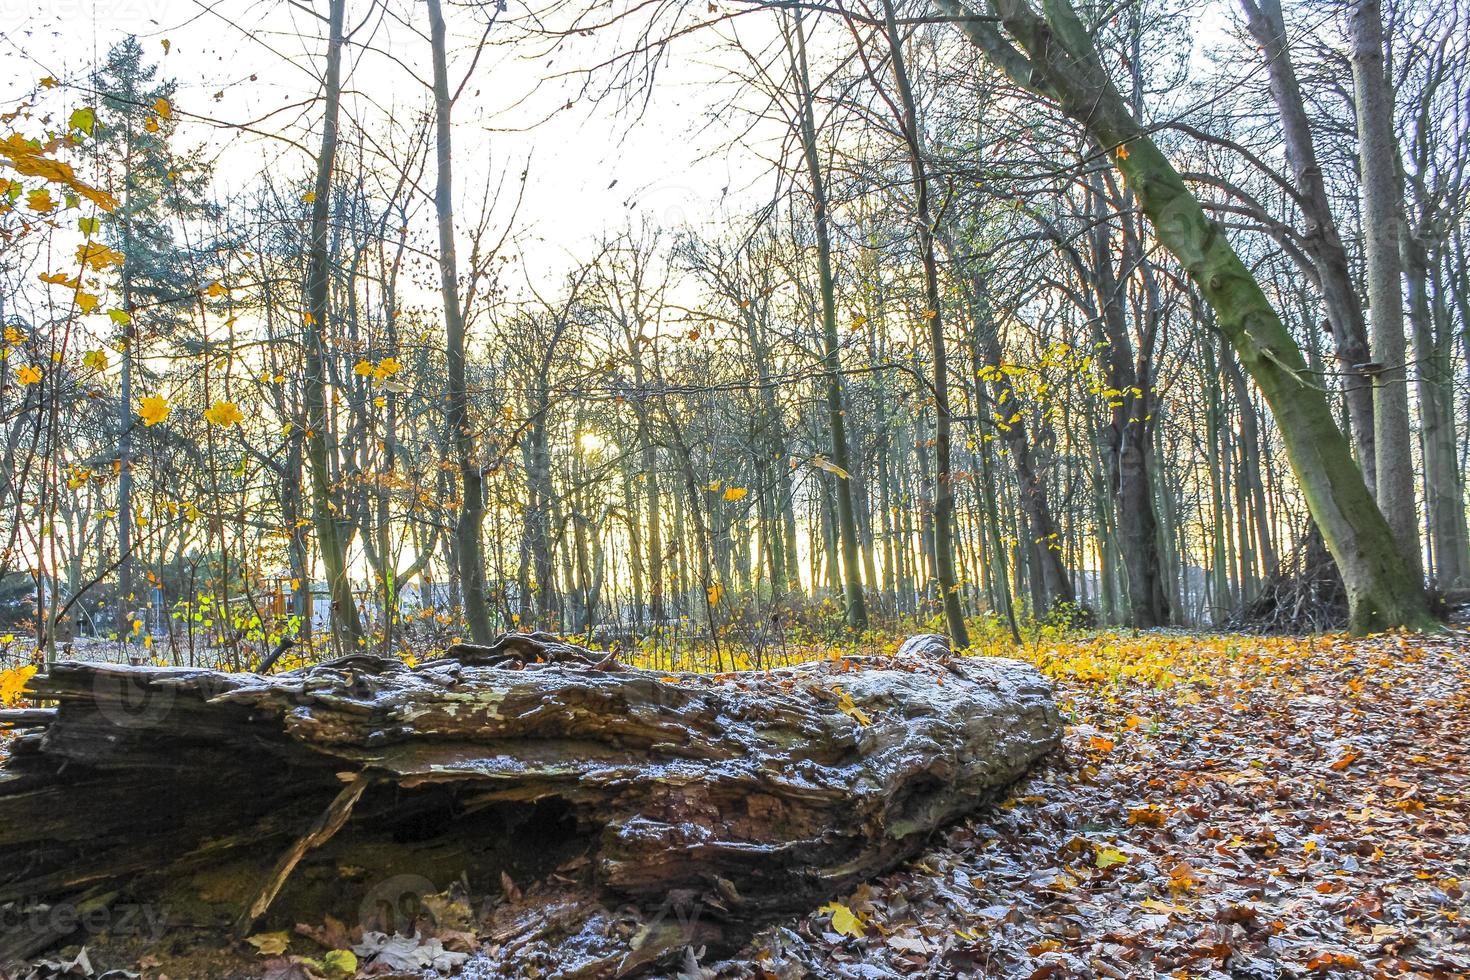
top-left (301, 0), bottom-right (365, 648)
top-left (1349, 0), bottom-right (1420, 577)
top-left (939, 0), bottom-right (1435, 632)
top-left (427, 0), bottom-right (494, 643)
top-left (90, 37), bottom-right (214, 649)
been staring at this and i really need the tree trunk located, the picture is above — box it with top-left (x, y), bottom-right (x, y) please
top-left (0, 638), bottom-right (1059, 973)
top-left (791, 11), bottom-right (868, 630)
top-left (302, 0), bottom-right (364, 647)
top-left (880, 0), bottom-right (969, 646)
top-left (1349, 0), bottom-right (1421, 578)
top-left (942, 0), bottom-right (1435, 633)
top-left (1239, 0), bottom-right (1376, 487)
top-left (427, 0), bottom-right (492, 643)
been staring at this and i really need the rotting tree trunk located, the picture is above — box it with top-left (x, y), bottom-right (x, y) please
top-left (0, 634), bottom-right (1059, 976)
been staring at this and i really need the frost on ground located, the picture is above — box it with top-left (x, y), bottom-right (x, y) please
top-left (714, 630), bottom-right (1470, 979)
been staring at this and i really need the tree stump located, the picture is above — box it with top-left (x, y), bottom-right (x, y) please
top-left (0, 636), bottom-right (1060, 976)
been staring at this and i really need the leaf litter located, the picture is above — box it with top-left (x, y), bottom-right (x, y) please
top-left (716, 629), bottom-right (1470, 979)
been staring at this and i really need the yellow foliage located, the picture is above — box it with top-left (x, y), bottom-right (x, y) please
top-left (0, 665), bottom-right (36, 707)
top-left (203, 400), bottom-right (244, 427)
top-left (137, 394), bottom-right (170, 426)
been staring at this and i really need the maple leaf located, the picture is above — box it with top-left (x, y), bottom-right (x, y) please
top-left (76, 242), bottom-right (124, 271)
top-left (138, 395), bottom-right (170, 426)
top-left (15, 365), bottom-right (42, 386)
top-left (722, 486), bottom-right (748, 502)
top-left (818, 901), bottom-right (865, 938)
top-left (203, 400), bottom-right (244, 427)
top-left (0, 665), bottom-right (37, 706)
top-left (68, 107), bottom-right (96, 135)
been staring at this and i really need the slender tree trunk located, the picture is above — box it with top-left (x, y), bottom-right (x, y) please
top-left (1349, 0), bottom-right (1421, 578)
top-left (427, 0), bottom-right (491, 642)
top-left (791, 12), bottom-right (868, 630)
top-left (1240, 0), bottom-right (1376, 486)
top-left (302, 0), bottom-right (364, 647)
top-left (881, 0), bottom-right (968, 645)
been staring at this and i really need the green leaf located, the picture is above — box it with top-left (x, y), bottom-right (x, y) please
top-left (69, 107), bottom-right (96, 135)
top-left (78, 216), bottom-right (99, 235)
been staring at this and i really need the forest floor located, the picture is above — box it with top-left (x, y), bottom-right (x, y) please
top-left (4, 628), bottom-right (1469, 979)
top-left (720, 627), bottom-right (1470, 979)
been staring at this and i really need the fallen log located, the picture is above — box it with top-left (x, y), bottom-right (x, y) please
top-left (0, 634), bottom-right (1060, 977)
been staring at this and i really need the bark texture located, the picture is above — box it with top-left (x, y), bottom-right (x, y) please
top-left (0, 635), bottom-right (1059, 976)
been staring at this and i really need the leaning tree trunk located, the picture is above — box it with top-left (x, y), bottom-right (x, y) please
top-left (940, 0), bottom-right (1436, 633)
top-left (0, 634), bottom-right (1059, 976)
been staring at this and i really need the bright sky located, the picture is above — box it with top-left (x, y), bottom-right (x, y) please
top-left (0, 0), bottom-right (796, 292)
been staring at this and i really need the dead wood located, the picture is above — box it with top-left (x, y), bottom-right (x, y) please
top-left (0, 633), bottom-right (1060, 977)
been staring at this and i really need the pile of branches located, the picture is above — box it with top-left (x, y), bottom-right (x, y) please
top-left (1233, 525), bottom-right (1348, 633)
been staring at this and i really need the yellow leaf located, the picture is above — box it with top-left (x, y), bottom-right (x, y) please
top-left (108, 308), bottom-right (131, 325)
top-left (353, 359), bottom-right (374, 377)
top-left (374, 356), bottom-right (401, 378)
top-left (0, 665), bottom-right (37, 706)
top-left (16, 365), bottom-right (42, 385)
top-left (1095, 847), bottom-right (1129, 869)
top-left (153, 98), bottom-right (172, 120)
top-left (832, 685), bottom-right (871, 726)
top-left (204, 281), bottom-right (226, 297)
top-left (246, 931), bottom-right (289, 956)
top-left (26, 188), bottom-right (54, 212)
top-left (810, 455), bottom-right (851, 479)
top-left (1116, 144), bottom-right (1130, 160)
top-left (68, 107), bottom-right (96, 135)
top-left (82, 349), bottom-right (109, 372)
top-left (302, 191), bottom-right (317, 204)
top-left (138, 394), bottom-right (170, 427)
top-left (818, 902), bottom-right (865, 938)
top-left (76, 242), bottom-right (124, 270)
top-left (76, 292), bottom-right (101, 314)
top-left (706, 582), bottom-right (724, 605)
top-left (203, 400), bottom-right (244, 427)
top-left (322, 949), bottom-right (357, 976)
top-left (722, 486), bottom-right (748, 502)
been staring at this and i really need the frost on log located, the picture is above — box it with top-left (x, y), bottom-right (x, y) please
top-left (0, 634), bottom-right (1060, 976)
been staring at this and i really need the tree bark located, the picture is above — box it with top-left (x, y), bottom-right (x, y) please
top-left (0, 636), bottom-right (1059, 974)
top-left (302, 0), bottom-right (364, 647)
top-left (427, 0), bottom-right (492, 643)
top-left (1349, 0), bottom-right (1422, 577)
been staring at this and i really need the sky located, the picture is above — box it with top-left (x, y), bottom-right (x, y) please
top-left (0, 0), bottom-right (797, 292)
